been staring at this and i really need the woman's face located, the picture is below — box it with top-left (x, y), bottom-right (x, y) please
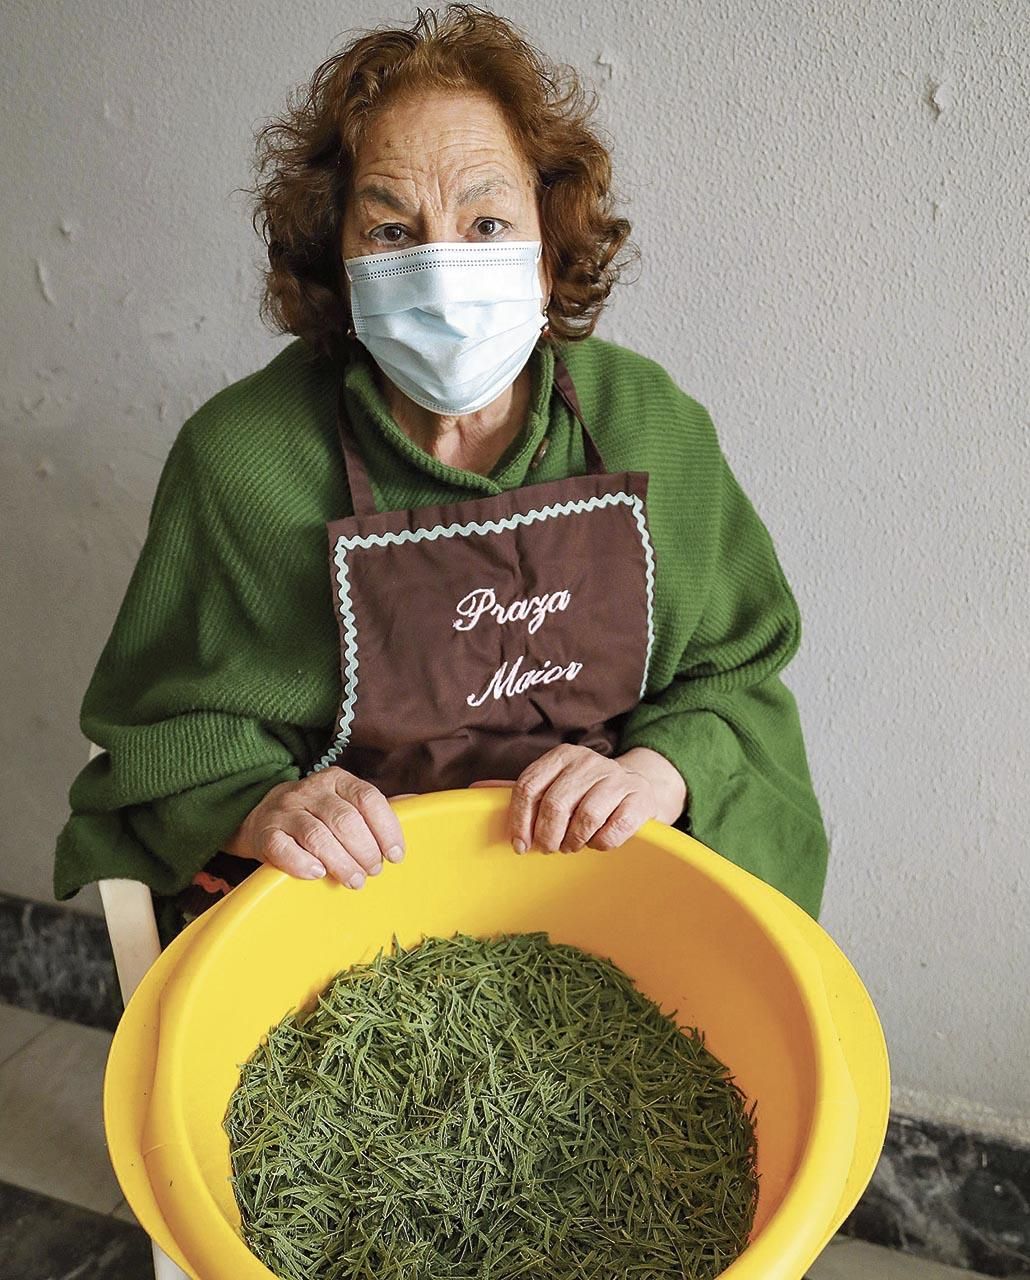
top-left (340, 89), bottom-right (550, 301)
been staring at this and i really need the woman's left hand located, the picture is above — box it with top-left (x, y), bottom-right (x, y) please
top-left (471, 745), bottom-right (687, 854)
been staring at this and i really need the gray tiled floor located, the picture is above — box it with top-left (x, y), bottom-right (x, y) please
top-left (0, 1002), bottom-right (994, 1279)
top-left (0, 1179), bottom-right (153, 1279)
top-left (0, 1003), bottom-right (51, 1065)
top-left (112, 1195), bottom-right (140, 1224)
top-left (808, 1236), bottom-right (992, 1278)
top-left (0, 1003), bottom-right (122, 1214)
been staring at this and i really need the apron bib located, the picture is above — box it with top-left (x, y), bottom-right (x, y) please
top-left (310, 354), bottom-right (656, 795)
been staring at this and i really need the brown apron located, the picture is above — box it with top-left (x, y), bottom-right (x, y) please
top-left (308, 353), bottom-right (656, 794)
top-left (155, 352), bottom-right (655, 943)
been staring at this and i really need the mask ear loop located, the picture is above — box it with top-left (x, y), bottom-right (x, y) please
top-left (535, 242), bottom-right (552, 338)
top-left (342, 256), bottom-right (358, 341)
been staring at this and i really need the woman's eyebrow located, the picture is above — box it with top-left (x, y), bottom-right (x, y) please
top-left (355, 183), bottom-right (414, 214)
top-left (355, 177), bottom-right (514, 215)
top-left (457, 177), bottom-right (513, 204)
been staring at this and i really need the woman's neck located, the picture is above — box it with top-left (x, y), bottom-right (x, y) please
top-left (376, 363), bottom-right (533, 476)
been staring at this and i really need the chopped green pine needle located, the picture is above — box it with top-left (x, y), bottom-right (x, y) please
top-left (224, 932), bottom-right (758, 1280)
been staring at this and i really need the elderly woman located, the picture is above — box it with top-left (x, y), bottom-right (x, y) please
top-left (55, 5), bottom-right (829, 941)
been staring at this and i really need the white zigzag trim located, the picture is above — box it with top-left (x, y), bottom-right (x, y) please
top-left (309, 491), bottom-right (656, 774)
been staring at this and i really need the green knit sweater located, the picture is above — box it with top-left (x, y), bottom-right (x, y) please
top-left (54, 334), bottom-right (829, 917)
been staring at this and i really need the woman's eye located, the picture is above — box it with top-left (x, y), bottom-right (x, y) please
top-left (369, 218), bottom-right (508, 244)
top-left (372, 224), bottom-right (410, 245)
top-left (474, 218), bottom-right (508, 238)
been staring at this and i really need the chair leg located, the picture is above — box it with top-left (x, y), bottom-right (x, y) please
top-left (89, 745), bottom-right (192, 1279)
top-left (98, 876), bottom-right (162, 1004)
top-left (152, 1240), bottom-right (191, 1279)
top-left (91, 741), bottom-right (163, 1006)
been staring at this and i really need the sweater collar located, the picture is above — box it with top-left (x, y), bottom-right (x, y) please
top-left (338, 337), bottom-right (556, 496)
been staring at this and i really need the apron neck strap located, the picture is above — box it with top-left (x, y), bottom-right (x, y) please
top-left (335, 348), bottom-right (606, 517)
top-left (335, 379), bottom-right (379, 517)
top-left (552, 352), bottom-right (606, 476)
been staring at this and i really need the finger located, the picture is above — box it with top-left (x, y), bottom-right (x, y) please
top-left (587, 793), bottom-right (651, 851)
top-left (320, 801), bottom-right (389, 877)
top-left (468, 778), bottom-right (516, 788)
top-left (337, 777), bottom-right (406, 864)
top-left (509, 749), bottom-right (573, 852)
top-left (293, 809), bottom-right (377, 888)
top-left (527, 747), bottom-right (614, 849)
top-left (531, 758), bottom-right (612, 853)
top-left (560, 775), bottom-right (630, 853)
top-left (260, 827), bottom-right (329, 881)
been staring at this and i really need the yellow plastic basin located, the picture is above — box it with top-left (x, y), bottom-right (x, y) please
top-left (104, 789), bottom-right (889, 1280)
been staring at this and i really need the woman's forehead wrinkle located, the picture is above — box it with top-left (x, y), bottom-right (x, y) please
top-left (359, 101), bottom-right (528, 176)
top-left (347, 98), bottom-right (539, 230)
top-left (355, 164), bottom-right (526, 215)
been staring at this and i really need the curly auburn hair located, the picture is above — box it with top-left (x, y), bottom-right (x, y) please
top-left (246, 4), bottom-right (636, 363)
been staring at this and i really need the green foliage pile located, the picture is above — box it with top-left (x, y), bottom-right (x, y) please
top-left (225, 933), bottom-right (758, 1280)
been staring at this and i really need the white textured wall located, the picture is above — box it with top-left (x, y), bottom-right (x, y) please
top-left (3, 1), bottom-right (1027, 1135)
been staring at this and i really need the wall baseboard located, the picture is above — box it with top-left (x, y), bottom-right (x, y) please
top-left (0, 890), bottom-right (121, 1031)
top-left (1, 889), bottom-right (1027, 1275)
top-left (842, 1111), bottom-right (1030, 1277)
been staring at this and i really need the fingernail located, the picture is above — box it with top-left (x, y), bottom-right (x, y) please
top-left (513, 838), bottom-right (526, 854)
top-left (386, 845), bottom-right (405, 863)
top-left (305, 863), bottom-right (327, 879)
top-left (347, 871), bottom-right (365, 889)
top-left (367, 860), bottom-right (383, 876)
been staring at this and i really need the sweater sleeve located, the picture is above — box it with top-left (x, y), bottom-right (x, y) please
top-left (617, 446), bottom-right (830, 919)
top-left (53, 420), bottom-right (304, 900)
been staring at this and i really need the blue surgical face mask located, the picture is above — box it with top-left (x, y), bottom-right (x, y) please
top-left (343, 240), bottom-right (547, 416)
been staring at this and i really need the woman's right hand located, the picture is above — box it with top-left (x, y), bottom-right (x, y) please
top-left (222, 766), bottom-right (406, 888)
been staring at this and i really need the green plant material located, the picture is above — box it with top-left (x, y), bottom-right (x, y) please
top-left (224, 933), bottom-right (758, 1280)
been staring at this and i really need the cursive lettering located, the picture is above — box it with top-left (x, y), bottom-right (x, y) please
top-left (466, 654), bottom-right (584, 708)
top-left (453, 586), bottom-right (572, 637)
